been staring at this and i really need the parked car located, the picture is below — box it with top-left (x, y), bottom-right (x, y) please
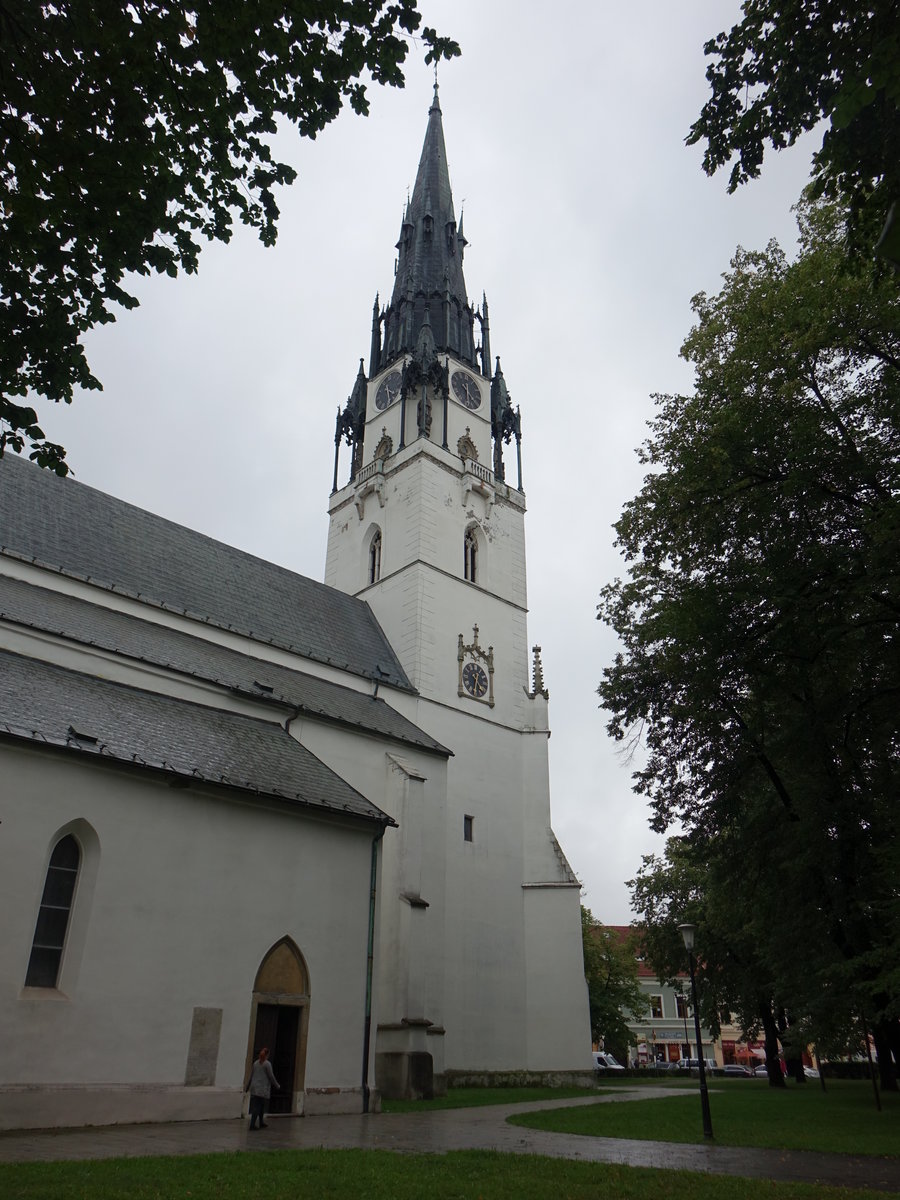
top-left (723, 1064), bottom-right (754, 1077)
top-left (592, 1051), bottom-right (625, 1071)
top-left (753, 1064), bottom-right (768, 1077)
top-left (803, 1066), bottom-right (820, 1079)
top-left (676, 1058), bottom-right (717, 1073)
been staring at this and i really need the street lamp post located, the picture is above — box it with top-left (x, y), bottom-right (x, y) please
top-left (678, 922), bottom-right (713, 1139)
top-left (680, 989), bottom-right (690, 1060)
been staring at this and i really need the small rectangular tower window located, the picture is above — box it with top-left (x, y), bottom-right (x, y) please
top-left (463, 814), bottom-right (473, 842)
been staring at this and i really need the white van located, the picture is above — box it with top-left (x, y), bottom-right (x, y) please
top-left (592, 1051), bottom-right (625, 1071)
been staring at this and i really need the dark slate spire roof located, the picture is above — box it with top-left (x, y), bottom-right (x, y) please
top-left (0, 454), bottom-right (413, 691)
top-left (377, 84), bottom-right (476, 370)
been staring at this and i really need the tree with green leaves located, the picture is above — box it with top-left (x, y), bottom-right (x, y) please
top-left (581, 907), bottom-right (644, 1063)
top-left (598, 198), bottom-right (900, 1088)
top-left (630, 835), bottom-right (832, 1088)
top-left (0, 1), bottom-right (458, 473)
top-left (688, 1), bottom-right (900, 250)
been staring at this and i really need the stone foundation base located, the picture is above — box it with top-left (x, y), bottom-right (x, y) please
top-left (0, 1084), bottom-right (240, 1131)
top-left (304, 1086), bottom-right (374, 1115)
top-left (376, 1051), bottom-right (433, 1100)
top-left (444, 1069), bottom-right (597, 1090)
top-left (0, 1083), bottom-right (374, 1131)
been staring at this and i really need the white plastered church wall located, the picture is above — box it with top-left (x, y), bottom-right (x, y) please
top-left (0, 740), bottom-right (376, 1130)
top-left (326, 400), bottom-right (590, 1075)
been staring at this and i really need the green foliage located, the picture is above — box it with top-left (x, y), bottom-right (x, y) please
top-left (629, 839), bottom-right (738, 1037)
top-left (598, 198), bottom-right (900, 1066)
top-left (687, 1), bottom-right (900, 249)
top-left (0, 1), bottom-right (459, 472)
top-left (509, 1079), bottom-right (900, 1157)
top-left (630, 836), bottom-right (836, 1084)
top-left (582, 906), bottom-right (645, 1058)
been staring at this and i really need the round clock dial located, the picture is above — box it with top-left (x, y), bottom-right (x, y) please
top-left (375, 370), bottom-right (402, 410)
top-left (451, 370), bottom-right (481, 410)
top-left (462, 661), bottom-right (488, 699)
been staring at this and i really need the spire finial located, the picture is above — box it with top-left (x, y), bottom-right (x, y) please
top-left (385, 74), bottom-right (472, 366)
top-left (430, 66), bottom-right (441, 113)
top-left (529, 646), bottom-right (549, 700)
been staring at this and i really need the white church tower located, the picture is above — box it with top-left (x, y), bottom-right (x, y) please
top-left (325, 85), bottom-right (590, 1095)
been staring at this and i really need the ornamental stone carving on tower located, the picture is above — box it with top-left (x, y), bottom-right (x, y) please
top-left (527, 645), bottom-right (549, 700)
top-left (457, 428), bottom-right (478, 462)
top-left (457, 624), bottom-right (495, 708)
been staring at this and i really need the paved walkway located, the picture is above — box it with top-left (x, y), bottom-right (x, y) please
top-left (1, 1089), bottom-right (898, 1193)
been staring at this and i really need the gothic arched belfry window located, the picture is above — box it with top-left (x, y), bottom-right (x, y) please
top-left (464, 528), bottom-right (477, 583)
top-left (369, 530), bottom-right (382, 585)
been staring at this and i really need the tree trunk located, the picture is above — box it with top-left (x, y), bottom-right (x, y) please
top-left (785, 1056), bottom-right (805, 1083)
top-left (761, 1004), bottom-right (786, 1089)
top-left (872, 1020), bottom-right (899, 1092)
top-left (886, 1018), bottom-right (900, 1087)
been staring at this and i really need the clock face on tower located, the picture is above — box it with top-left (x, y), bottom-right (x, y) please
top-left (375, 370), bottom-right (402, 410)
top-left (462, 661), bottom-right (489, 699)
top-left (451, 370), bottom-right (481, 410)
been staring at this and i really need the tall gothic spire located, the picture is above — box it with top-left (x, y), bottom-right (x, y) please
top-left (375, 83), bottom-right (476, 372)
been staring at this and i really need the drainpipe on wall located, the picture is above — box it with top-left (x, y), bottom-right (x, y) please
top-left (362, 825), bottom-right (386, 1113)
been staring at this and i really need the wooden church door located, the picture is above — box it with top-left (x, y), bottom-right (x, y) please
top-left (252, 1003), bottom-right (300, 1114)
top-left (248, 938), bottom-right (309, 1115)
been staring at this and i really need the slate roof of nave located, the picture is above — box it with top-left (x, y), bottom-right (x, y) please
top-left (0, 454), bottom-right (412, 691)
top-left (0, 574), bottom-right (449, 757)
top-left (0, 650), bottom-right (395, 825)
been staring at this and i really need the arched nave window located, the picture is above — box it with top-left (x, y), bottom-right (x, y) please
top-left (25, 834), bottom-right (80, 988)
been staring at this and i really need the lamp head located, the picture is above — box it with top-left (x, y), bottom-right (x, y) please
top-left (677, 923), bottom-right (697, 952)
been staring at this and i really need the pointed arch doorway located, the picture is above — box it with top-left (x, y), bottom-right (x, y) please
top-left (247, 937), bottom-right (310, 1115)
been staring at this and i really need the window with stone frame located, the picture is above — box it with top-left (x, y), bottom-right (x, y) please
top-left (368, 529), bottom-right (382, 584)
top-left (464, 528), bottom-right (477, 582)
top-left (649, 994), bottom-right (664, 1019)
top-left (676, 992), bottom-right (689, 1019)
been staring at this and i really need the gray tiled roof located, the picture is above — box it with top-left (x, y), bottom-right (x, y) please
top-left (0, 454), bottom-right (412, 691)
top-left (0, 575), bottom-right (449, 757)
top-left (0, 650), bottom-right (394, 825)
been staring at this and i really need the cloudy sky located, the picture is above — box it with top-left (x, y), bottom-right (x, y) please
top-left (38, 2), bottom-right (819, 923)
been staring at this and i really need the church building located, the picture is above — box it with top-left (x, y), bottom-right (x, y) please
top-left (0, 88), bottom-right (590, 1131)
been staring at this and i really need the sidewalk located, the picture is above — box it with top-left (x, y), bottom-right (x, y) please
top-left (1, 1090), bottom-right (898, 1193)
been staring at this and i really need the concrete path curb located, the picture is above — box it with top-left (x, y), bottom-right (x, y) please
top-left (1, 1089), bottom-right (897, 1193)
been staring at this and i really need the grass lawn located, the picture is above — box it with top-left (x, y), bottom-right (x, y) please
top-left (509, 1079), bottom-right (900, 1158)
top-left (382, 1085), bottom-right (600, 1112)
top-left (0, 1148), bottom-right (889, 1200)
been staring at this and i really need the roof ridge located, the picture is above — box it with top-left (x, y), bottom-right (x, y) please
top-left (0, 454), bottom-right (415, 692)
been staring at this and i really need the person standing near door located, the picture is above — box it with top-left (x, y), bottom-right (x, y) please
top-left (245, 1046), bottom-right (279, 1129)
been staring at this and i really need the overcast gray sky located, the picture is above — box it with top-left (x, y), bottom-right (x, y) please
top-left (39, 2), bottom-right (819, 923)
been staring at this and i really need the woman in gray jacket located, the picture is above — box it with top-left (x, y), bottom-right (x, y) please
top-left (245, 1047), bottom-right (279, 1129)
